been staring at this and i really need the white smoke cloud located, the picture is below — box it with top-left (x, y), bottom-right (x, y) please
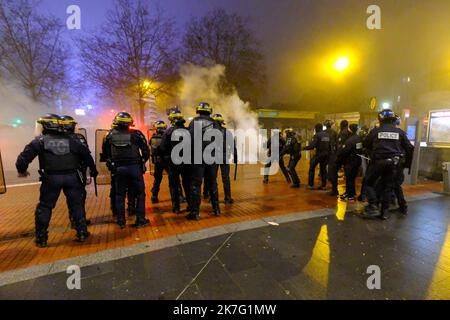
top-left (178, 64), bottom-right (260, 132)
top-left (0, 80), bottom-right (49, 175)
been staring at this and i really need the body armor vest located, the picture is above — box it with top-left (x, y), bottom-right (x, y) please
top-left (150, 134), bottom-right (163, 157)
top-left (109, 130), bottom-right (140, 162)
top-left (41, 135), bottom-right (79, 171)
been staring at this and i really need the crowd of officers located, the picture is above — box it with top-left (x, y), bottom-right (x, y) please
top-left (269, 109), bottom-right (414, 220)
top-left (15, 103), bottom-right (413, 248)
top-left (15, 102), bottom-right (237, 247)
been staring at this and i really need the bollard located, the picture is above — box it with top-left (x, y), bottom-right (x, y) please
top-left (443, 162), bottom-right (450, 195)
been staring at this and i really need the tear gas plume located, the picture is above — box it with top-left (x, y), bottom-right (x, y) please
top-left (0, 81), bottom-right (48, 177)
top-left (177, 64), bottom-right (263, 163)
top-left (178, 64), bottom-right (259, 132)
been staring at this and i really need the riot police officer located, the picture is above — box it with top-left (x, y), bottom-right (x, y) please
top-left (160, 110), bottom-right (191, 213)
top-left (328, 120), bottom-right (351, 196)
top-left (188, 102), bottom-right (221, 220)
top-left (280, 128), bottom-right (301, 188)
top-left (149, 121), bottom-right (168, 203)
top-left (16, 114), bottom-right (97, 247)
top-left (60, 115), bottom-right (92, 228)
top-left (362, 109), bottom-right (414, 219)
top-left (336, 124), bottom-right (362, 201)
top-left (263, 132), bottom-right (290, 184)
top-left (211, 113), bottom-right (237, 203)
top-left (324, 120), bottom-right (337, 194)
top-left (304, 123), bottom-right (330, 190)
top-left (102, 112), bottom-right (150, 228)
top-left (393, 114), bottom-right (410, 214)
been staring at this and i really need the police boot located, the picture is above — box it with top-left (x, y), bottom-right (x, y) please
top-left (172, 204), bottom-right (181, 214)
top-left (186, 210), bottom-right (200, 221)
top-left (75, 220), bottom-right (91, 243)
top-left (379, 209), bottom-right (390, 220)
top-left (263, 176), bottom-right (269, 184)
top-left (361, 204), bottom-right (381, 219)
top-left (117, 216), bottom-right (126, 229)
top-left (212, 204), bottom-right (221, 216)
top-left (133, 217), bottom-right (150, 228)
top-left (151, 195), bottom-right (159, 204)
top-left (398, 205), bottom-right (408, 216)
top-left (35, 230), bottom-right (48, 248)
top-left (224, 198), bottom-right (234, 204)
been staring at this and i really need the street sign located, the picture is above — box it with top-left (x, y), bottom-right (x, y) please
top-left (0, 149), bottom-right (6, 194)
top-left (95, 129), bottom-right (111, 185)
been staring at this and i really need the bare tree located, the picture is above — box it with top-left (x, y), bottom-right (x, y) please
top-left (0, 0), bottom-right (67, 102)
top-left (79, 0), bottom-right (178, 126)
top-left (182, 8), bottom-right (266, 104)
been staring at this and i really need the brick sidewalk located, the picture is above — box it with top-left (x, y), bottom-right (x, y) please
top-left (0, 162), bottom-right (441, 273)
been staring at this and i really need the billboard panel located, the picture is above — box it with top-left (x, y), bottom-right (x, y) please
top-left (95, 129), bottom-right (111, 185)
top-left (0, 149), bottom-right (5, 194)
top-left (427, 110), bottom-right (450, 147)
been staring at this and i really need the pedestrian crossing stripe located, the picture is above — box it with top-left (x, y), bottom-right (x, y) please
top-left (378, 132), bottom-right (399, 140)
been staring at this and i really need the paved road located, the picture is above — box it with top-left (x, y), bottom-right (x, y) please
top-left (0, 196), bottom-right (449, 300)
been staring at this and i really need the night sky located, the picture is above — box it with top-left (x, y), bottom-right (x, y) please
top-left (39, 0), bottom-right (450, 109)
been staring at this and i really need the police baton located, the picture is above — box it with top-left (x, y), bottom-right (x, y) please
top-left (93, 176), bottom-right (98, 197)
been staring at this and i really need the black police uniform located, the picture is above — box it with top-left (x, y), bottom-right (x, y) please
top-left (304, 129), bottom-right (330, 188)
top-left (215, 123), bottom-right (237, 202)
top-left (329, 127), bottom-right (351, 194)
top-left (263, 135), bottom-right (291, 184)
top-left (67, 132), bottom-right (90, 227)
top-left (188, 113), bottom-right (221, 219)
top-left (363, 122), bottom-right (414, 217)
top-left (102, 127), bottom-right (150, 227)
top-left (160, 121), bottom-right (191, 213)
top-left (149, 129), bottom-right (169, 203)
top-left (336, 133), bottom-right (362, 198)
top-left (280, 133), bottom-right (301, 187)
top-left (16, 131), bottom-right (97, 246)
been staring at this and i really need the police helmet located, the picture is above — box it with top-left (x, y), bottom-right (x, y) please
top-left (212, 113), bottom-right (225, 124)
top-left (154, 120), bottom-right (167, 129)
top-left (113, 112), bottom-right (134, 127)
top-left (395, 114), bottom-right (401, 126)
top-left (314, 123), bottom-right (323, 133)
top-left (283, 128), bottom-right (294, 136)
top-left (323, 120), bottom-right (334, 128)
top-left (37, 114), bottom-right (61, 132)
top-left (196, 102), bottom-right (212, 114)
top-left (168, 111), bottom-right (185, 124)
top-left (378, 109), bottom-right (396, 123)
top-left (349, 123), bottom-right (359, 134)
top-left (60, 115), bottom-right (77, 133)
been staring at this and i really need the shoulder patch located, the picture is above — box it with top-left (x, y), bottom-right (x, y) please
top-left (378, 132), bottom-right (399, 140)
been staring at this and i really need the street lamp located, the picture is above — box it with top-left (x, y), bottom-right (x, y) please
top-left (333, 56), bottom-right (350, 72)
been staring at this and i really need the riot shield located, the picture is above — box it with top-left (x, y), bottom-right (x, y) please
top-left (95, 129), bottom-right (111, 185)
top-left (147, 128), bottom-right (155, 175)
top-left (0, 149), bottom-right (6, 194)
top-left (76, 127), bottom-right (88, 140)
